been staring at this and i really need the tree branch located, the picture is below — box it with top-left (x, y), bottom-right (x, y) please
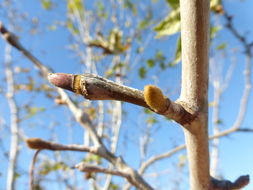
top-left (48, 73), bottom-right (196, 126)
top-left (75, 163), bottom-right (144, 190)
top-left (209, 10), bottom-right (253, 141)
top-left (29, 150), bottom-right (41, 190)
top-left (211, 175), bottom-right (250, 190)
top-left (139, 144), bottom-right (186, 175)
top-left (5, 43), bottom-right (19, 190)
top-left (26, 138), bottom-right (104, 154)
top-left (25, 137), bottom-right (154, 190)
top-left (224, 12), bottom-right (253, 54)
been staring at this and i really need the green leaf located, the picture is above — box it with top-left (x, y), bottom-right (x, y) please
top-left (216, 43), bottom-right (227, 50)
top-left (138, 67), bottom-right (147, 79)
top-left (83, 155), bottom-right (102, 164)
top-left (166, 0), bottom-right (179, 9)
top-left (109, 183), bottom-right (119, 190)
top-left (25, 106), bottom-right (46, 119)
top-left (106, 62), bottom-right (126, 77)
top-left (14, 172), bottom-right (21, 180)
top-left (171, 36), bottom-right (181, 65)
top-left (96, 1), bottom-right (108, 19)
top-left (210, 25), bottom-right (221, 40)
top-left (136, 47), bottom-right (144, 54)
top-left (178, 154), bottom-right (187, 168)
top-left (210, 0), bottom-right (221, 7)
top-left (144, 108), bottom-right (153, 114)
top-left (113, 62), bottom-right (125, 70)
top-left (66, 20), bottom-right (79, 35)
top-left (39, 161), bottom-right (68, 175)
top-left (123, 0), bottom-right (137, 15)
top-left (47, 24), bottom-right (57, 31)
top-left (67, 0), bottom-right (84, 14)
top-left (146, 117), bottom-right (158, 124)
top-left (215, 119), bottom-right (223, 125)
top-left (154, 8), bottom-right (180, 38)
top-left (155, 51), bottom-right (166, 62)
top-left (210, 0), bottom-right (223, 14)
top-left (159, 62), bottom-right (166, 70)
top-left (146, 59), bottom-right (155, 68)
top-left (105, 69), bottom-right (114, 78)
top-left (88, 28), bottom-right (130, 55)
top-left (138, 9), bottom-right (153, 30)
top-left (40, 0), bottom-right (52, 10)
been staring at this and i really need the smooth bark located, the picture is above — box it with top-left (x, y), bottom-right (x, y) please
top-left (179, 0), bottom-right (210, 189)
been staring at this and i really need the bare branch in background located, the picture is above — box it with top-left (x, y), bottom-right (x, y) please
top-left (0, 21), bottom-right (101, 146)
top-left (209, 10), bottom-right (253, 140)
top-left (5, 44), bottom-right (20, 190)
top-left (206, 8), bottom-right (253, 184)
top-left (209, 51), bottom-right (236, 177)
top-left (0, 22), bottom-right (154, 190)
top-left (75, 163), bottom-right (143, 190)
top-left (29, 150), bottom-right (41, 190)
top-left (139, 144), bottom-right (186, 175)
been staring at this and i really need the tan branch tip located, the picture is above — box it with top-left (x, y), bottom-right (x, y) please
top-left (26, 138), bottom-right (51, 150)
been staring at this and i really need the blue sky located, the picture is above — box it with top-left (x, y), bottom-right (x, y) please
top-left (0, 0), bottom-right (253, 189)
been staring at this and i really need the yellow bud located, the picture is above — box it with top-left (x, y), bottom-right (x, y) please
top-left (144, 85), bottom-right (167, 112)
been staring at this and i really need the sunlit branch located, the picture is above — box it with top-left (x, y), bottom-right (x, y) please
top-left (5, 43), bottom-right (19, 190)
top-left (139, 144), bottom-right (186, 174)
top-left (48, 73), bottom-right (196, 126)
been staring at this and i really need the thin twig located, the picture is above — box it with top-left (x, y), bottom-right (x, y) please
top-left (26, 138), bottom-right (103, 155)
top-left (29, 150), bottom-right (41, 190)
top-left (139, 144), bottom-right (186, 174)
top-left (75, 163), bottom-right (144, 190)
top-left (224, 12), bottom-right (253, 54)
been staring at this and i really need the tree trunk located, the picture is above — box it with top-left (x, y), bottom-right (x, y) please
top-left (179, 0), bottom-right (210, 189)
